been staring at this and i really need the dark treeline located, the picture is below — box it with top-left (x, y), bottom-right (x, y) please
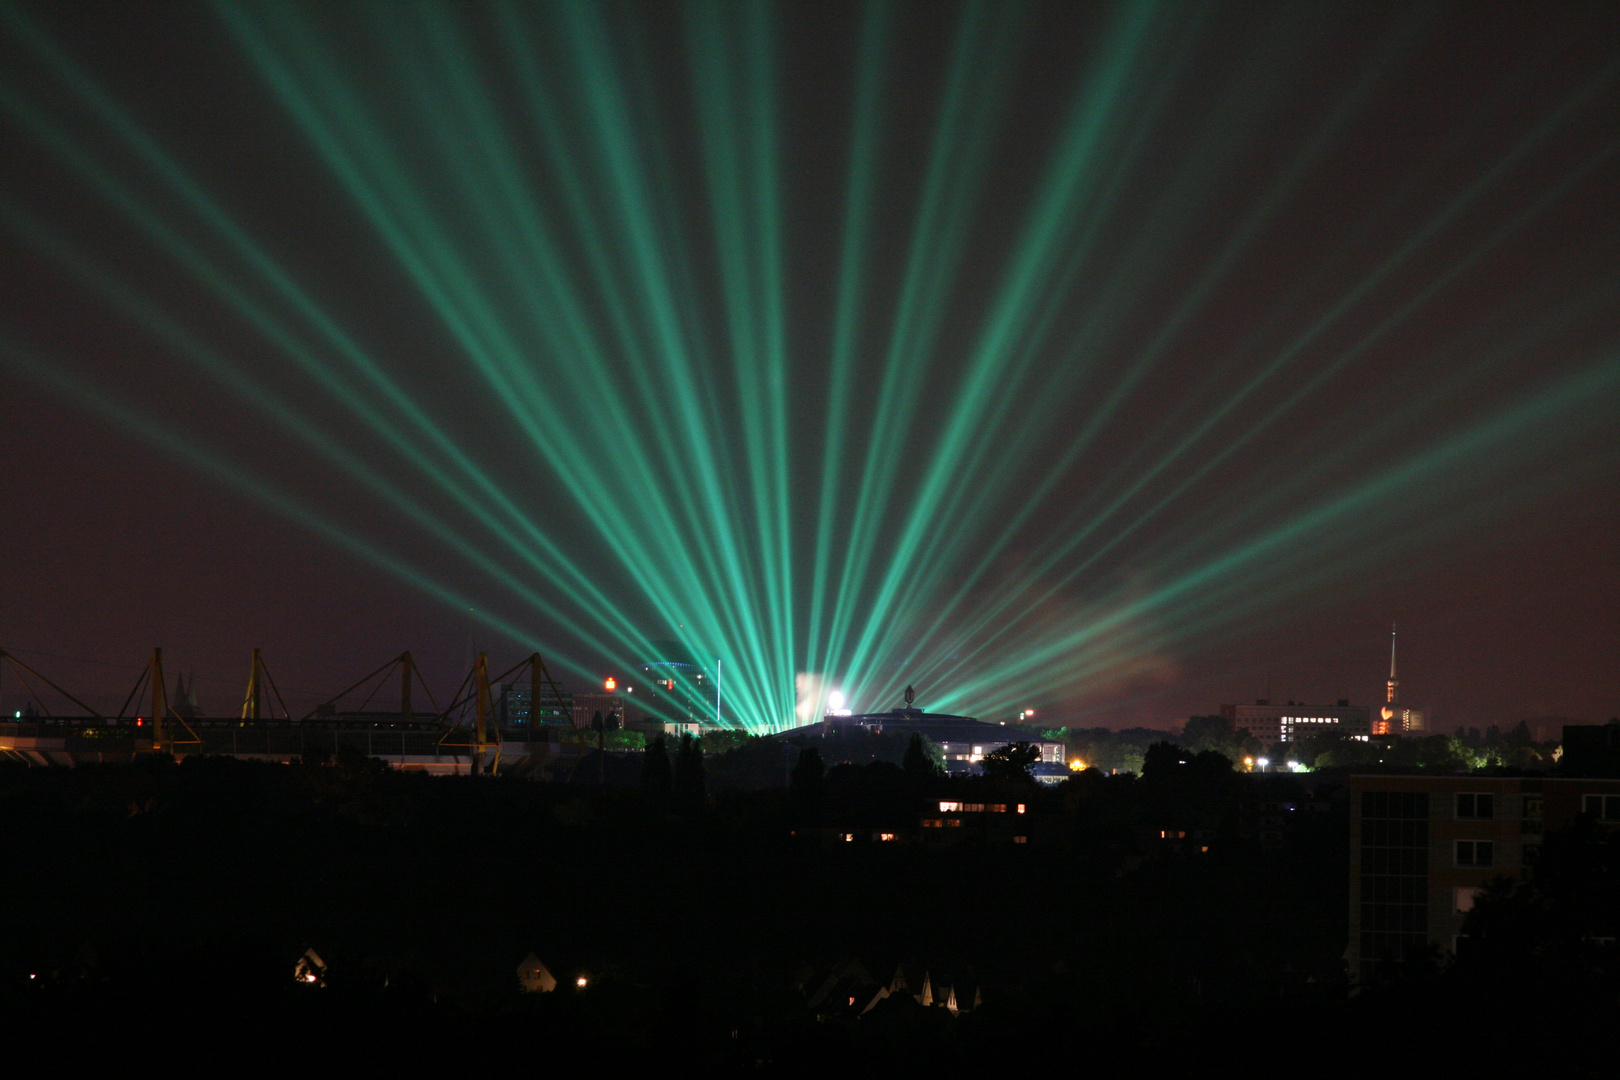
top-left (1038, 715), bottom-right (1566, 773)
top-left (0, 751), bottom-right (1609, 1072)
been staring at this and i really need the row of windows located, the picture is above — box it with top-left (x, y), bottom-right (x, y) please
top-left (1362, 902), bottom-right (1427, 933)
top-left (1361, 791), bottom-right (1429, 820)
top-left (1362, 819), bottom-right (1427, 847)
top-left (1363, 841), bottom-right (1497, 872)
top-left (919, 820), bottom-right (1027, 843)
top-left (1364, 792), bottom-right (1525, 822)
top-left (1360, 930), bottom-right (1428, 960)
top-left (1363, 790), bottom-right (1576, 823)
top-left (1455, 792), bottom-right (1540, 819)
top-left (937, 801), bottom-right (1025, 814)
top-left (1361, 876), bottom-right (1425, 905)
top-left (1462, 791), bottom-right (1620, 820)
top-left (1363, 848), bottom-right (1427, 875)
top-left (1366, 789), bottom-right (1620, 822)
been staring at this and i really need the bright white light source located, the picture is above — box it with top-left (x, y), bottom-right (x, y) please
top-left (828, 690), bottom-right (846, 711)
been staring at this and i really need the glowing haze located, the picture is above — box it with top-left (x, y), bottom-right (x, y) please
top-left (1, 2), bottom-right (1616, 731)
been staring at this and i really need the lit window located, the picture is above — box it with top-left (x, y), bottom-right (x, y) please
top-left (1016, 803), bottom-right (1026, 814)
top-left (879, 833), bottom-right (896, 842)
top-left (1013, 836), bottom-right (1027, 845)
top-left (939, 801), bottom-right (960, 812)
top-left (1456, 840), bottom-right (1494, 868)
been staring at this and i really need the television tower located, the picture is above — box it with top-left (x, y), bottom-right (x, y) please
top-left (1377, 623), bottom-right (1423, 733)
top-left (1384, 624), bottom-right (1399, 713)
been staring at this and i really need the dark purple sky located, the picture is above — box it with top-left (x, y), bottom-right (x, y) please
top-left (2, 1), bottom-right (1616, 731)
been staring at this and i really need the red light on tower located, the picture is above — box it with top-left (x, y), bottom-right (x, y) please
top-left (605, 677), bottom-right (616, 692)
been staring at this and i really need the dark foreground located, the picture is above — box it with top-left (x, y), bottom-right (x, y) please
top-left (0, 755), bottom-right (1612, 1074)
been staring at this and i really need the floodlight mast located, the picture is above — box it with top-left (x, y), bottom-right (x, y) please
top-left (242, 648), bottom-right (261, 720)
top-left (0, 648), bottom-right (105, 720)
top-left (151, 647), bottom-right (167, 750)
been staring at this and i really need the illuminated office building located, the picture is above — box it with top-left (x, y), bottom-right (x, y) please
top-left (1220, 699), bottom-right (1371, 746)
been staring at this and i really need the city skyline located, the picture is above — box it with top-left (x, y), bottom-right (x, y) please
top-left (2, 1), bottom-right (1616, 731)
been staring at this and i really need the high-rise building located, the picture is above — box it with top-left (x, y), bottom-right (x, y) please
top-left (635, 640), bottom-right (719, 725)
top-left (570, 690), bottom-right (626, 731)
top-left (498, 681), bottom-right (575, 730)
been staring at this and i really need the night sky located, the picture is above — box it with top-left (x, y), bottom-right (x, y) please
top-left (2, 1), bottom-right (1616, 732)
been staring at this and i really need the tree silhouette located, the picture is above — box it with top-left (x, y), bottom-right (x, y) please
top-left (791, 745), bottom-right (825, 791)
top-left (673, 732), bottom-right (706, 810)
top-left (789, 745), bottom-right (826, 821)
top-left (641, 736), bottom-right (672, 802)
top-left (1181, 715), bottom-right (1260, 760)
top-left (981, 741), bottom-right (1039, 783)
top-left (1141, 740), bottom-right (1188, 779)
top-left (902, 733), bottom-right (941, 785)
